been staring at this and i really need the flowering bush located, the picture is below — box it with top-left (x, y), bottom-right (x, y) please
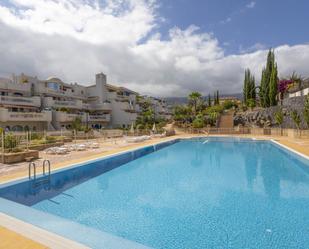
top-left (278, 79), bottom-right (294, 93)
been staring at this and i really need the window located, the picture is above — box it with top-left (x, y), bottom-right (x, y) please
top-left (47, 82), bottom-right (60, 91)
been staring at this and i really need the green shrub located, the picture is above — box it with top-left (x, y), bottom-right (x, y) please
top-left (203, 105), bottom-right (223, 115)
top-left (11, 147), bottom-right (23, 153)
top-left (192, 114), bottom-right (205, 128)
top-left (274, 109), bottom-right (284, 127)
top-left (223, 100), bottom-right (238, 110)
top-left (291, 110), bottom-right (301, 130)
top-left (304, 95), bottom-right (309, 128)
top-left (30, 132), bottom-right (43, 140)
top-left (46, 136), bottom-right (56, 141)
top-left (4, 133), bottom-right (19, 150)
top-left (247, 98), bottom-right (256, 108)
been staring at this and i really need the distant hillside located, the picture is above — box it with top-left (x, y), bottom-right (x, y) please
top-left (165, 93), bottom-right (243, 106)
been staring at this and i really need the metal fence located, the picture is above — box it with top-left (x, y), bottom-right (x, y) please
top-left (0, 129), bottom-right (126, 156)
top-left (180, 127), bottom-right (309, 139)
top-left (1, 127), bottom-right (308, 162)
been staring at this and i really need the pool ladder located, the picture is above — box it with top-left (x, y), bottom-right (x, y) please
top-left (28, 159), bottom-right (51, 180)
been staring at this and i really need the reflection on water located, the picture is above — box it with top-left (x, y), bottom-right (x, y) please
top-left (2, 138), bottom-right (309, 249)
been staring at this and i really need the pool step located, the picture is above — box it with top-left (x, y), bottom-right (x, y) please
top-left (32, 177), bottom-right (50, 188)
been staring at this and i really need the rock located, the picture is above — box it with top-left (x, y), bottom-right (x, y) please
top-left (234, 103), bottom-right (306, 129)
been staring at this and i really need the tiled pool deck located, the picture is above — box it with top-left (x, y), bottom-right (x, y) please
top-left (0, 225), bottom-right (47, 249)
top-left (1, 133), bottom-right (309, 248)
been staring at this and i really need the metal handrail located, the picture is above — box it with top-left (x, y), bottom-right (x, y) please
top-left (43, 159), bottom-right (51, 176)
top-left (28, 162), bottom-right (36, 179)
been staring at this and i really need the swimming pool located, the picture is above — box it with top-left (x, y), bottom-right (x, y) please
top-left (0, 137), bottom-right (309, 248)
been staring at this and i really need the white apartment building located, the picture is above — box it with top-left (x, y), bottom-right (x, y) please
top-left (140, 96), bottom-right (172, 121)
top-left (0, 72), bottom-right (141, 131)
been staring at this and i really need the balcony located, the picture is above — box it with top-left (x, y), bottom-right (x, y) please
top-left (86, 102), bottom-right (112, 111)
top-left (0, 109), bottom-right (52, 122)
top-left (37, 85), bottom-right (87, 99)
top-left (116, 95), bottom-right (129, 102)
top-left (88, 114), bottom-right (111, 122)
top-left (53, 111), bottom-right (84, 122)
top-left (122, 102), bottom-right (137, 113)
top-left (43, 97), bottom-right (83, 109)
top-left (0, 96), bottom-right (41, 107)
top-left (0, 81), bottom-right (31, 92)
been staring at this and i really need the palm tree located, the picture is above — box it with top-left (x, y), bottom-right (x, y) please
top-left (188, 92), bottom-right (202, 115)
top-left (289, 71), bottom-right (304, 89)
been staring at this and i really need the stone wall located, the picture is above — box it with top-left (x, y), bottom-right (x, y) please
top-left (234, 95), bottom-right (309, 129)
top-left (282, 96), bottom-right (305, 107)
top-left (234, 104), bottom-right (307, 129)
top-left (3, 150), bottom-right (39, 164)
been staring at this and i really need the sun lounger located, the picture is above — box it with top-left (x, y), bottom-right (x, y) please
top-left (76, 144), bottom-right (86, 151)
top-left (90, 142), bottom-right (100, 148)
top-left (84, 142), bottom-right (100, 149)
top-left (125, 136), bottom-right (151, 143)
top-left (45, 147), bottom-right (58, 154)
top-left (56, 147), bottom-right (69, 154)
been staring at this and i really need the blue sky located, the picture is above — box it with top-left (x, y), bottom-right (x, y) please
top-left (158, 0), bottom-right (309, 54)
top-left (0, 0), bottom-right (308, 96)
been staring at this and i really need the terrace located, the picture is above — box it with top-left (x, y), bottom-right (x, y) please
top-left (0, 109), bottom-right (52, 122)
top-left (0, 96), bottom-right (41, 108)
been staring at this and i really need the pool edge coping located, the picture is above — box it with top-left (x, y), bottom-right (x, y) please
top-left (0, 212), bottom-right (90, 249)
top-left (1, 135), bottom-right (309, 249)
top-left (270, 139), bottom-right (309, 161)
top-left (0, 138), bottom-right (181, 249)
top-left (0, 137), bottom-right (181, 187)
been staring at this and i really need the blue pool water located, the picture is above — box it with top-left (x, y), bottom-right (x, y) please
top-left (1, 138), bottom-right (309, 248)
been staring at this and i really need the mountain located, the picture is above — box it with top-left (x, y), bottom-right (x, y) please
top-left (164, 93), bottom-right (243, 106)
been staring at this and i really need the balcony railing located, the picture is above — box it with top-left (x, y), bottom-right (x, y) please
top-left (0, 81), bottom-right (31, 92)
top-left (86, 102), bottom-right (112, 111)
top-left (82, 102), bottom-right (112, 111)
top-left (0, 96), bottom-right (41, 107)
top-left (0, 109), bottom-right (52, 122)
top-left (53, 112), bottom-right (111, 123)
top-left (53, 111), bottom-right (84, 122)
top-left (88, 114), bottom-right (111, 122)
top-left (44, 97), bottom-right (112, 111)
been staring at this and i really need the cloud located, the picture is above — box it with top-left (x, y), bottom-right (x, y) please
top-left (0, 0), bottom-right (308, 97)
top-left (239, 43), bottom-right (267, 54)
top-left (246, 1), bottom-right (256, 9)
top-left (220, 1), bottom-right (256, 25)
top-left (0, 0), bottom-right (157, 45)
top-left (220, 17), bottom-right (232, 24)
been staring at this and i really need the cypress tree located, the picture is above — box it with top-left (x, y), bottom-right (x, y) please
top-left (216, 90), bottom-right (219, 105)
top-left (259, 68), bottom-right (267, 107)
top-left (213, 92), bottom-right (216, 105)
top-left (208, 94), bottom-right (211, 107)
top-left (269, 63), bottom-right (278, 106)
top-left (243, 69), bottom-right (256, 106)
top-left (259, 49), bottom-right (277, 107)
top-left (243, 69), bottom-right (249, 104)
top-left (249, 73), bottom-right (256, 106)
top-left (250, 74), bottom-right (256, 101)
